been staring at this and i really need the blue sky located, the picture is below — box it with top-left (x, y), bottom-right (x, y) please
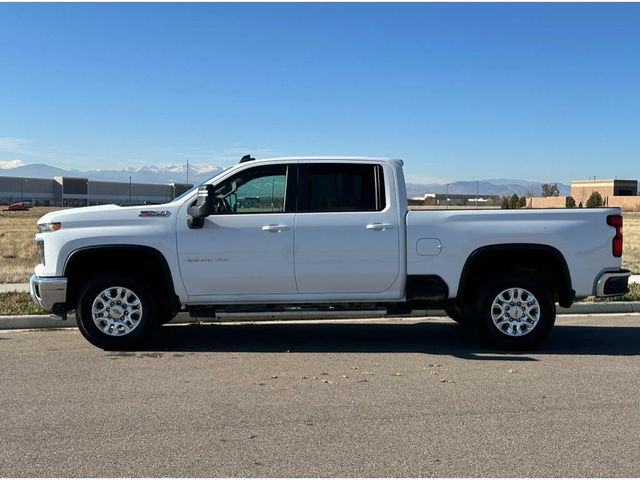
top-left (0, 3), bottom-right (639, 184)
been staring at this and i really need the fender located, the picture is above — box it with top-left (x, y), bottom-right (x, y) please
top-left (458, 243), bottom-right (574, 307)
top-left (63, 244), bottom-right (180, 311)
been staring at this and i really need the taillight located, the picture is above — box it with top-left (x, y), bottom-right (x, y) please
top-left (607, 214), bottom-right (623, 257)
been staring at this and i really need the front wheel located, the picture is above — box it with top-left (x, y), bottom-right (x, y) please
top-left (76, 274), bottom-right (158, 350)
top-left (474, 275), bottom-right (555, 349)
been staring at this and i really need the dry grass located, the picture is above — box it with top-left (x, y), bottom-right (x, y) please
top-left (0, 291), bottom-right (44, 315)
top-left (0, 207), bottom-right (638, 285)
top-left (0, 207), bottom-right (63, 283)
top-left (622, 212), bottom-right (640, 274)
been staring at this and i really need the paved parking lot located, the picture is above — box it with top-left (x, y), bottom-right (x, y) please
top-left (2, 314), bottom-right (640, 477)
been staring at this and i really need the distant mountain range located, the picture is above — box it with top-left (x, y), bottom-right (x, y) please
top-left (0, 162), bottom-right (225, 185)
top-left (406, 179), bottom-right (570, 197)
top-left (0, 162), bottom-right (569, 197)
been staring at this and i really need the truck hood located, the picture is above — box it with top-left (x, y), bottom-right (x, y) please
top-left (37, 203), bottom-right (179, 229)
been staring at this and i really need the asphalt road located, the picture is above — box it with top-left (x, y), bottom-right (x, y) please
top-left (2, 314), bottom-right (640, 477)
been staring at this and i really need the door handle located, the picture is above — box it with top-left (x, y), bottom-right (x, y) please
top-left (366, 222), bottom-right (394, 231)
top-left (261, 224), bottom-right (289, 232)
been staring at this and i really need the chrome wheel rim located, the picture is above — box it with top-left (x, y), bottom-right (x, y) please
top-left (91, 286), bottom-right (143, 337)
top-left (491, 287), bottom-right (540, 337)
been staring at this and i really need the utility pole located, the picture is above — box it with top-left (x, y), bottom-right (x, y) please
top-left (129, 176), bottom-right (132, 203)
top-left (476, 181), bottom-right (479, 209)
top-left (445, 183), bottom-right (449, 209)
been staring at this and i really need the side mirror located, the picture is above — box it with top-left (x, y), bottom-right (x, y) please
top-left (187, 185), bottom-right (214, 229)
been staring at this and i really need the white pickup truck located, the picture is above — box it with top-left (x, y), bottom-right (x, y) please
top-left (30, 156), bottom-right (630, 350)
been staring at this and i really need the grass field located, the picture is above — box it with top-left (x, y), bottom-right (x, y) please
top-left (0, 207), bottom-right (639, 285)
top-left (0, 207), bottom-right (63, 283)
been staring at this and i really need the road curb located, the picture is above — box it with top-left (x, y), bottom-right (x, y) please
top-left (2, 302), bottom-right (640, 330)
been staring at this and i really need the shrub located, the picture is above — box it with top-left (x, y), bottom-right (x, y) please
top-left (586, 191), bottom-right (604, 208)
top-left (565, 196), bottom-right (576, 208)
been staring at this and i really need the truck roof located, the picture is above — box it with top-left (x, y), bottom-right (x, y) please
top-left (248, 156), bottom-right (404, 166)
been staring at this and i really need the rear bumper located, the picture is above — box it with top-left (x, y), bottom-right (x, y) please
top-left (595, 269), bottom-right (631, 297)
top-left (29, 274), bottom-right (67, 316)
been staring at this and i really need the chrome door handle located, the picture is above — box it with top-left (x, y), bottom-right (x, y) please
top-left (261, 224), bottom-right (289, 232)
top-left (366, 222), bottom-right (394, 231)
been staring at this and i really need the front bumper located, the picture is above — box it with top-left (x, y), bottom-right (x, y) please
top-left (29, 274), bottom-right (68, 318)
top-left (595, 269), bottom-right (631, 297)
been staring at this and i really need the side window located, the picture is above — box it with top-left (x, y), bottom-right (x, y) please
top-left (212, 164), bottom-right (288, 214)
top-left (300, 163), bottom-right (385, 212)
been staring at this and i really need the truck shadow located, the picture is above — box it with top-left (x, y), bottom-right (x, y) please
top-left (140, 320), bottom-right (640, 359)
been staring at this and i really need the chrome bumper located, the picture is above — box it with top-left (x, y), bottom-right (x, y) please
top-left (595, 269), bottom-right (631, 297)
top-left (29, 274), bottom-right (68, 311)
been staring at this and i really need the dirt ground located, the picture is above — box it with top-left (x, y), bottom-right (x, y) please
top-left (0, 207), bottom-right (639, 284)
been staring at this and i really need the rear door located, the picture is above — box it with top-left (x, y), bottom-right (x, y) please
top-left (293, 162), bottom-right (400, 294)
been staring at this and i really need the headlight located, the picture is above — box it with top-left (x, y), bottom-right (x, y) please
top-left (37, 222), bottom-right (61, 233)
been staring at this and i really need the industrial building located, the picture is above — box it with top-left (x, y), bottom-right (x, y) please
top-left (0, 175), bottom-right (193, 206)
top-left (409, 193), bottom-right (501, 207)
top-left (570, 179), bottom-right (638, 205)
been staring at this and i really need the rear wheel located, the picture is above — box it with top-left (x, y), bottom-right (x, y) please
top-left (76, 274), bottom-right (158, 350)
top-left (474, 275), bottom-right (555, 349)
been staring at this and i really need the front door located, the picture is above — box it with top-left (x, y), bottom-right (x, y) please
top-left (177, 163), bottom-right (297, 299)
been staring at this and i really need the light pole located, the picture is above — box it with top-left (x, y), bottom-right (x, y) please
top-left (445, 183), bottom-right (449, 209)
top-left (129, 176), bottom-right (132, 204)
top-left (86, 180), bottom-right (90, 206)
top-left (20, 178), bottom-right (29, 202)
top-left (476, 181), bottom-right (479, 209)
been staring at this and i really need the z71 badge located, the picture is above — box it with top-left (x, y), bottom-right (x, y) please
top-left (139, 210), bottom-right (171, 217)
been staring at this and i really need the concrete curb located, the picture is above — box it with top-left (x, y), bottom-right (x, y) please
top-left (3, 302), bottom-right (640, 330)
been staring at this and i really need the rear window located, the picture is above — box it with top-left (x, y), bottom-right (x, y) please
top-left (299, 163), bottom-right (385, 212)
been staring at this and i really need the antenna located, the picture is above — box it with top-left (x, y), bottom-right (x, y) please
top-left (240, 154), bottom-right (255, 163)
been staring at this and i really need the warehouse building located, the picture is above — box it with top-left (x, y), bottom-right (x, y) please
top-left (409, 193), bottom-right (501, 207)
top-left (570, 179), bottom-right (638, 205)
top-left (0, 175), bottom-right (192, 206)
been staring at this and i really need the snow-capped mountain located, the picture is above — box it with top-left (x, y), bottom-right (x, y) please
top-left (0, 162), bottom-right (227, 184)
top-left (0, 161), bottom-right (570, 196)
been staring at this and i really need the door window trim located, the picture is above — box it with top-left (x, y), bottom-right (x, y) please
top-left (208, 163), bottom-right (296, 215)
top-left (296, 163), bottom-right (387, 213)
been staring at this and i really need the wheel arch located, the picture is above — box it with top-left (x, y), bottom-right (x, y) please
top-left (64, 245), bottom-right (180, 314)
top-left (458, 243), bottom-right (574, 308)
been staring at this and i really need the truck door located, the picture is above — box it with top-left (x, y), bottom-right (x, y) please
top-left (176, 163), bottom-right (298, 298)
top-left (293, 162), bottom-right (400, 294)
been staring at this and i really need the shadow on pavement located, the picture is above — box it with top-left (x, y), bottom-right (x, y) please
top-left (137, 320), bottom-right (640, 359)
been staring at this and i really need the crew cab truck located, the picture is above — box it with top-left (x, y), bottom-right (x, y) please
top-left (30, 157), bottom-right (630, 350)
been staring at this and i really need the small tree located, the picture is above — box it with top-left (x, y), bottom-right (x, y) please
top-left (518, 196), bottom-right (527, 208)
top-left (586, 191), bottom-right (604, 208)
top-left (508, 193), bottom-right (520, 209)
top-left (500, 197), bottom-right (510, 209)
top-left (541, 183), bottom-right (560, 197)
top-left (565, 196), bottom-right (576, 208)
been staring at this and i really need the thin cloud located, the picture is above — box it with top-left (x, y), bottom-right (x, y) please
top-left (0, 137), bottom-right (31, 153)
top-left (0, 159), bottom-right (23, 169)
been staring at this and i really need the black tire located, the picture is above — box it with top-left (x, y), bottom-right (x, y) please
top-left (75, 273), bottom-right (158, 350)
top-left (444, 304), bottom-right (474, 326)
top-left (474, 274), bottom-right (555, 349)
